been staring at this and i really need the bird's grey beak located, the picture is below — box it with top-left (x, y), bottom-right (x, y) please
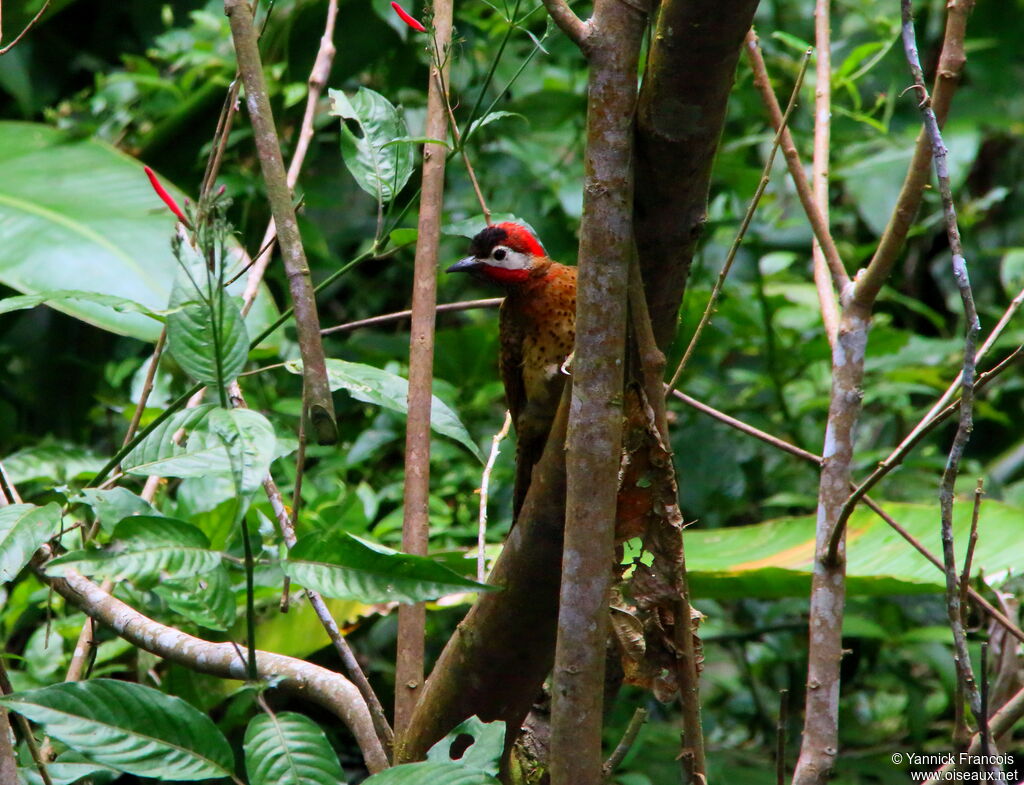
top-left (446, 256), bottom-right (482, 273)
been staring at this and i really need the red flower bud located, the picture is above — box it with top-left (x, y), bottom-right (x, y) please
top-left (390, 2), bottom-right (426, 32)
top-left (143, 165), bottom-right (189, 226)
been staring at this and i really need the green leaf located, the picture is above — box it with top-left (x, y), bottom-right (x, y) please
top-left (45, 516), bottom-right (220, 582)
top-left (362, 717), bottom-right (505, 785)
top-left (0, 289), bottom-right (166, 320)
top-left (205, 407), bottom-right (277, 496)
top-left (465, 111), bottom-right (526, 139)
top-left (244, 712), bottom-right (347, 785)
top-left (0, 122), bottom-right (279, 342)
top-left (286, 359), bottom-right (482, 460)
top-left (681, 501), bottom-right (1024, 599)
top-left (120, 404), bottom-right (218, 477)
top-left (1000, 248), bottom-right (1024, 296)
top-left (442, 213), bottom-right (535, 239)
top-left (361, 762), bottom-right (501, 785)
top-left (0, 503), bottom-right (62, 583)
top-left (284, 531), bottom-right (493, 604)
top-left (0, 679), bottom-right (234, 780)
top-left (329, 88), bottom-right (414, 203)
top-left (426, 717), bottom-right (504, 777)
top-left (154, 565), bottom-right (236, 630)
top-left (1, 442), bottom-right (104, 485)
top-left (166, 239), bottom-right (250, 387)
top-left (72, 487), bottom-right (160, 533)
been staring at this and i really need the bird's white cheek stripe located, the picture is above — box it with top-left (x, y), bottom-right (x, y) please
top-left (487, 246), bottom-right (532, 270)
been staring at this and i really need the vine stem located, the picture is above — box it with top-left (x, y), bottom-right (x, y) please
top-left (666, 47), bottom-right (811, 393)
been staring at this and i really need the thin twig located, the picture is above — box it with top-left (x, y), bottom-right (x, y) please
top-left (979, 642), bottom-right (993, 761)
top-left (322, 298), bottom-right (503, 336)
top-left (776, 688), bottom-right (789, 785)
top-left (241, 0), bottom-right (340, 313)
top-left (959, 479), bottom-right (983, 616)
top-left (855, 0), bottom-right (973, 309)
top-left (0, 0), bottom-right (51, 56)
top-left (902, 0), bottom-right (983, 724)
top-left (225, 0), bottom-right (337, 445)
top-left (201, 78), bottom-right (242, 200)
top-left (827, 346), bottom-right (1022, 563)
top-left (478, 411), bottom-right (512, 582)
top-left (601, 707), bottom-right (648, 780)
top-left (0, 462), bottom-right (22, 504)
top-left (122, 329), bottom-right (168, 448)
top-left (832, 293), bottom-right (1024, 547)
top-left (666, 48), bottom-right (811, 391)
top-left (672, 386), bottom-right (1024, 653)
top-left (433, 71), bottom-right (491, 224)
top-left (228, 382), bottom-right (394, 755)
top-left (0, 653), bottom-right (53, 785)
top-left (811, 0), bottom-right (839, 343)
top-left (939, 680), bottom-right (1024, 774)
top-left (744, 29), bottom-right (850, 298)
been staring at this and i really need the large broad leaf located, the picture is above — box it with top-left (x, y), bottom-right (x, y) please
top-left (244, 712), bottom-right (347, 785)
top-left (680, 500), bottom-right (1024, 599)
top-left (0, 503), bottom-right (62, 583)
top-left (0, 121), bottom-right (278, 342)
top-left (286, 359), bottom-right (482, 460)
top-left (362, 717), bottom-right (504, 785)
top-left (72, 487), bottom-right (160, 533)
top-left (328, 88), bottom-right (414, 203)
top-left (165, 236), bottom-right (250, 387)
top-left (154, 565), bottom-right (236, 630)
top-left (426, 717), bottom-right (504, 777)
top-left (121, 406), bottom-right (275, 491)
top-left (284, 531), bottom-right (492, 604)
top-left (0, 679), bottom-right (234, 781)
top-left (205, 407), bottom-right (277, 496)
top-left (45, 516), bottom-right (221, 582)
top-left (120, 404), bottom-right (218, 477)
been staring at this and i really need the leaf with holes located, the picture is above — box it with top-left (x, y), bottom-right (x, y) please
top-left (0, 679), bottom-right (234, 780)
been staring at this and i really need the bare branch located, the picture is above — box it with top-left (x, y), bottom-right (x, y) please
top-left (938, 681), bottom-right (1024, 774)
top-left (667, 390), bottom-right (1024, 647)
top-left (0, 0), bottom-right (50, 56)
top-left (852, 0), bottom-right (974, 309)
top-left (478, 411), bottom-right (512, 582)
top-left (45, 567), bottom-right (389, 773)
top-left (540, 0), bottom-right (590, 48)
top-left (776, 689), bottom-right (789, 785)
top-left (811, 0), bottom-right (839, 343)
top-left (601, 707), bottom-right (648, 780)
top-left (902, 0), bottom-right (983, 725)
top-left (321, 297), bottom-right (503, 335)
top-left (396, 0), bottom-right (455, 737)
top-left (242, 0), bottom-right (339, 312)
top-left (225, 0), bottom-right (337, 444)
top-left (744, 30), bottom-right (851, 299)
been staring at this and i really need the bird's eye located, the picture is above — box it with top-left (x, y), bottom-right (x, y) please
top-left (493, 249), bottom-right (507, 261)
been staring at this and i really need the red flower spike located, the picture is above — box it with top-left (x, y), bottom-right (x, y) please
top-left (143, 165), bottom-right (190, 226)
top-left (391, 2), bottom-right (426, 32)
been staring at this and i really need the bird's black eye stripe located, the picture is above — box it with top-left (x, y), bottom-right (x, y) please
top-left (493, 249), bottom-right (507, 261)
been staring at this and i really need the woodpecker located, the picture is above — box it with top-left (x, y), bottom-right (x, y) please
top-left (447, 222), bottom-right (577, 520)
